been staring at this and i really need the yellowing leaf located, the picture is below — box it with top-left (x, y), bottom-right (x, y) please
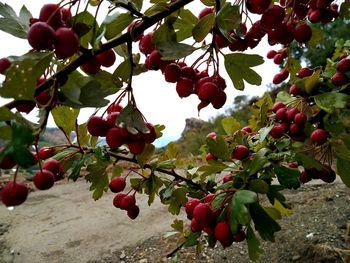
top-left (274, 199), bottom-right (293, 216)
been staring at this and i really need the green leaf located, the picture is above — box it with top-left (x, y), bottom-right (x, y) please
top-left (221, 117), bottom-right (240, 135)
top-left (0, 107), bottom-right (16, 121)
top-left (112, 165), bottom-right (123, 178)
top-left (224, 53), bottom-right (263, 90)
top-left (286, 57), bottom-right (301, 83)
top-left (308, 28), bottom-right (324, 49)
top-left (11, 123), bottom-right (33, 145)
top-left (51, 106), bottom-right (80, 136)
top-left (0, 52), bottom-right (53, 100)
top-left (216, 3), bottom-right (241, 38)
top-left (0, 3), bottom-right (31, 38)
top-left (340, 2), bottom-right (350, 19)
top-left (144, 2), bottom-right (168, 16)
top-left (249, 179), bottom-right (269, 194)
top-left (336, 157), bottom-right (350, 187)
top-left (102, 12), bottom-right (134, 40)
top-left (144, 174), bottom-right (163, 206)
top-left (168, 187), bottom-right (187, 215)
top-left (249, 202), bottom-right (281, 242)
top-left (247, 148), bottom-right (269, 176)
top-left (173, 8), bottom-right (198, 42)
top-left (9, 145), bottom-right (36, 168)
top-left (0, 125), bottom-right (12, 140)
top-left (314, 92), bottom-right (350, 113)
top-left (152, 22), bottom-right (177, 45)
top-left (171, 219), bottom-right (184, 233)
top-left (192, 12), bottom-right (215, 42)
top-left (117, 104), bottom-right (149, 133)
top-left (273, 164), bottom-right (301, 190)
top-left (69, 156), bottom-right (87, 181)
top-left (234, 190), bottom-right (258, 204)
top-left (72, 11), bottom-right (98, 48)
top-left (304, 69), bottom-right (321, 94)
top-left (183, 232), bottom-right (201, 248)
top-left (206, 135), bottom-right (230, 160)
top-left (136, 144), bottom-right (155, 167)
top-left (200, 0), bottom-right (215, 6)
top-left (113, 59), bottom-right (132, 82)
top-left (85, 160), bottom-right (109, 200)
top-left (77, 123), bottom-right (91, 147)
top-left (246, 225), bottom-right (263, 261)
top-left (157, 42), bottom-right (197, 60)
top-left (198, 159), bottom-right (228, 178)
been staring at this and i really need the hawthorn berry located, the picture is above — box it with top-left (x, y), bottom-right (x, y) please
top-left (80, 57), bottom-right (101, 74)
top-left (28, 22), bottom-right (56, 51)
top-left (33, 169), bottom-right (55, 190)
top-left (185, 198), bottom-right (201, 219)
top-left (272, 102), bottom-right (285, 113)
top-left (191, 218), bottom-right (202, 232)
top-left (198, 7), bottom-right (214, 19)
top-left (128, 140), bottom-right (146, 155)
top-left (246, 0), bottom-right (271, 14)
top-left (96, 49), bottom-right (116, 67)
top-left (109, 177), bottom-right (126, 193)
top-left (261, 5), bottom-right (285, 31)
top-left (139, 32), bottom-right (156, 55)
top-left (193, 202), bottom-right (213, 226)
top-left (294, 112), bottom-right (307, 124)
top-left (211, 89), bottom-right (227, 109)
top-left (54, 27), bottom-right (80, 59)
top-left (286, 108), bottom-right (300, 121)
top-left (299, 171), bottom-right (312, 184)
top-left (37, 147), bottom-right (56, 160)
top-left (232, 145), bottom-right (250, 160)
top-left (164, 63), bottom-right (181, 83)
top-left (298, 67), bottom-right (313, 78)
top-left (176, 78), bottom-right (194, 98)
top-left (289, 84), bottom-right (299, 96)
top-left (331, 71), bottom-right (348, 86)
top-left (1, 181), bottom-right (28, 207)
top-left (0, 155), bottom-right (16, 170)
top-left (113, 193), bottom-right (127, 208)
top-left (215, 221), bottom-right (233, 247)
top-left (42, 159), bottom-right (64, 181)
top-left (15, 101), bottom-right (36, 114)
top-left (87, 116), bottom-right (110, 137)
top-left (106, 128), bottom-right (125, 148)
top-left (198, 82), bottom-right (219, 102)
top-left (0, 57), bottom-right (11, 74)
top-left (39, 4), bottom-right (63, 29)
top-left (120, 195), bottom-right (136, 210)
top-left (310, 128), bottom-right (328, 145)
top-left (127, 205), bottom-right (140, 219)
top-left (337, 59), bottom-right (350, 72)
top-left (294, 24), bottom-right (312, 43)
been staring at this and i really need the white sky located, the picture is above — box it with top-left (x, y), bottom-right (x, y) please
top-left (0, 0), bottom-right (279, 146)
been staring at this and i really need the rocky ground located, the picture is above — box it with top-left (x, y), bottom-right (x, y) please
top-left (1, 177), bottom-right (350, 263)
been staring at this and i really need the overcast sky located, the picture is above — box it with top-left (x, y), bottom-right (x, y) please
top-left (0, 0), bottom-right (279, 147)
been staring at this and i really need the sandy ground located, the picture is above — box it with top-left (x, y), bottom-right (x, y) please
top-left (0, 179), bottom-right (180, 263)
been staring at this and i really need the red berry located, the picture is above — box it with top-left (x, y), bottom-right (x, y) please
top-left (106, 127), bottom-right (125, 148)
top-left (273, 69), bottom-right (289, 84)
top-left (267, 50), bottom-right (277, 59)
top-left (127, 140), bottom-right (146, 155)
top-left (233, 229), bottom-right (246, 242)
top-left (109, 177), bottom-right (126, 193)
top-left (289, 123), bottom-right (302, 135)
top-left (286, 108), bottom-right (300, 121)
top-left (241, 126), bottom-right (252, 134)
top-left (211, 89), bottom-right (227, 109)
top-left (164, 63), bottom-right (181, 83)
top-left (96, 49), bottom-right (116, 67)
top-left (105, 112), bottom-right (120, 127)
top-left (270, 124), bottom-right (285, 138)
top-left (176, 78), bottom-right (194, 98)
top-left (198, 7), bottom-right (214, 19)
top-left (80, 57), bottom-right (101, 74)
top-left (28, 22), bottom-right (56, 51)
top-left (127, 21), bottom-right (144, 42)
top-left (15, 101), bottom-right (36, 114)
top-left (0, 57), bottom-right (11, 74)
top-left (272, 102), bottom-right (286, 112)
top-left (204, 193), bottom-right (215, 203)
top-left (127, 205), bottom-right (140, 219)
top-left (206, 132), bottom-right (217, 139)
top-left (215, 221), bottom-right (233, 245)
top-left (337, 59), bottom-right (350, 73)
top-left (198, 82), bottom-right (219, 102)
top-left (289, 84), bottom-right (299, 96)
top-left (61, 8), bottom-right (72, 25)
top-left (319, 165), bottom-right (336, 183)
top-left (107, 103), bottom-right (123, 114)
top-left (206, 153), bottom-right (216, 161)
top-left (273, 53), bottom-right (284, 64)
top-left (299, 171), bottom-right (312, 184)
top-left (246, 0), bottom-right (271, 14)
top-left (37, 147), bottom-right (55, 160)
top-left (42, 159), bottom-right (63, 181)
top-left (331, 71), bottom-right (348, 86)
top-left (261, 5), bottom-right (285, 30)
top-left (33, 169), bottom-right (55, 190)
top-left (113, 193), bottom-right (126, 208)
top-left (120, 195), bottom-right (136, 210)
top-left (39, 4), bottom-right (63, 29)
top-left (223, 173), bottom-right (233, 183)
top-left (294, 112), bottom-right (307, 124)
top-left (297, 67), bottom-right (313, 78)
top-left (1, 181), bottom-right (28, 207)
top-left (181, 66), bottom-right (196, 79)
top-left (185, 198), bottom-right (201, 219)
top-left (310, 129), bottom-right (328, 145)
top-left (139, 32), bottom-right (156, 55)
top-left (191, 218), bottom-right (202, 232)
top-left (145, 49), bottom-right (162, 70)
top-left (294, 24), bottom-right (312, 43)
top-left (0, 155), bottom-right (16, 170)
top-left (232, 144), bottom-right (250, 160)
top-left (193, 203), bottom-right (213, 226)
top-left (142, 123), bottom-right (157, 144)
top-left (275, 107), bottom-right (288, 122)
top-left (87, 116), bottom-right (110, 137)
top-left (54, 27), bottom-right (80, 59)
top-left (308, 9), bottom-right (322, 23)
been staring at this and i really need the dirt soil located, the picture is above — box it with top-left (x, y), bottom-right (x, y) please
top-left (1, 178), bottom-right (350, 263)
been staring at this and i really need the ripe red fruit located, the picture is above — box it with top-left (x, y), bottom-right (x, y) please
top-left (241, 126), bottom-right (252, 134)
top-left (15, 101), bottom-right (36, 114)
top-left (120, 195), bottom-right (136, 210)
top-left (331, 71), bottom-right (348, 86)
top-left (113, 193), bottom-right (126, 208)
top-left (310, 129), bottom-right (328, 145)
top-left (107, 103), bottom-right (123, 114)
top-left (42, 159), bottom-right (63, 180)
top-left (139, 32), bottom-right (156, 55)
top-left (198, 82), bottom-right (219, 102)
top-left (36, 89), bottom-right (51, 106)
top-left (61, 8), bottom-right (72, 25)
top-left (273, 69), bottom-right (289, 84)
top-left (87, 116), bottom-right (110, 137)
top-left (273, 53), bottom-right (284, 65)
top-left (37, 147), bottom-right (55, 160)
top-left (206, 132), bottom-right (217, 139)
top-left (127, 205), bottom-right (140, 219)
top-left (214, 33), bottom-right (230, 49)
top-left (233, 229), bottom-right (246, 242)
top-left (105, 112), bottom-right (120, 127)
top-left (28, 22), bottom-right (56, 51)
top-left (54, 27), bottom-right (80, 59)
top-left (127, 21), bottom-right (144, 42)
top-left (337, 59), bottom-right (350, 73)
top-left (294, 24), bottom-right (312, 43)
top-left (106, 127), bottom-right (125, 148)
top-left (246, 0), bottom-right (271, 14)
top-left (275, 107), bottom-right (288, 122)
top-left (191, 218), bottom-right (202, 232)
top-left (1, 181), bottom-right (28, 207)
top-left (0, 155), bottom-right (16, 170)
top-left (289, 123), bottom-right (302, 135)
top-left (204, 193), bottom-right (215, 203)
top-left (109, 177), bottom-right (126, 193)
top-left (298, 67), bottom-right (313, 78)
top-left (206, 152), bottom-right (216, 161)
top-left (176, 78), bottom-right (194, 98)
top-left (215, 221), bottom-right (233, 245)
top-left (232, 144), bottom-right (250, 160)
top-left (294, 112), bottom-right (307, 124)
top-left (270, 124), bottom-right (285, 139)
top-left (39, 4), bottom-right (62, 29)
top-left (164, 63), bottom-right (181, 83)
top-left (0, 57), bottom-right (11, 74)
top-left (272, 102), bottom-right (286, 112)
top-left (211, 89), bottom-right (227, 109)
top-left (198, 7), bottom-right (214, 19)
top-left (267, 50), bottom-right (277, 59)
top-left (288, 162), bottom-right (299, 168)
top-left (261, 5), bottom-right (285, 30)
top-left (142, 123), bottom-right (157, 144)
top-left (286, 108), bottom-right (300, 121)
top-left (308, 9), bottom-right (322, 23)
top-left (128, 140), bottom-right (146, 155)
top-left (289, 84), bottom-right (299, 96)
top-left (96, 49), bottom-right (116, 67)
top-left (33, 169), bottom-right (55, 190)
top-left (223, 173), bottom-right (233, 183)
top-left (319, 165), bottom-right (336, 183)
top-left (145, 49), bottom-right (162, 70)
top-left (80, 57), bottom-right (101, 74)
top-left (193, 203), bottom-right (213, 226)
top-left (181, 66), bottom-right (196, 79)
top-left (299, 171), bottom-right (312, 184)
top-left (185, 198), bottom-right (201, 219)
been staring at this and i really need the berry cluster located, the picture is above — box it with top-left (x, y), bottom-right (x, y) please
top-left (299, 163), bottom-right (336, 184)
top-left (110, 177), bottom-right (140, 219)
top-left (87, 103), bottom-right (157, 155)
top-left (33, 158), bottom-right (65, 190)
top-left (185, 194), bottom-right (246, 248)
top-left (331, 56), bottom-right (350, 86)
top-left (80, 49), bottom-right (116, 75)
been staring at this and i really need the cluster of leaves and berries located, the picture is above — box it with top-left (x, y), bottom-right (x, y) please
top-left (0, 0), bottom-right (350, 261)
